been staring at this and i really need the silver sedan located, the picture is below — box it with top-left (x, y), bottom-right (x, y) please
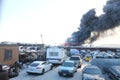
top-left (82, 65), bottom-right (105, 80)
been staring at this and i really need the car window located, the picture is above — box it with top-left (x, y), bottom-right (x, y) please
top-left (83, 68), bottom-right (101, 74)
top-left (62, 62), bottom-right (74, 67)
top-left (42, 62), bottom-right (47, 65)
top-left (29, 63), bottom-right (39, 67)
top-left (70, 57), bottom-right (80, 60)
top-left (43, 62), bottom-right (49, 65)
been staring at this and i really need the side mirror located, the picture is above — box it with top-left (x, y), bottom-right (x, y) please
top-left (48, 62), bottom-right (51, 64)
top-left (74, 64), bottom-right (77, 67)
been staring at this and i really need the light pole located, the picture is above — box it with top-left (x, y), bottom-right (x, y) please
top-left (41, 34), bottom-right (43, 44)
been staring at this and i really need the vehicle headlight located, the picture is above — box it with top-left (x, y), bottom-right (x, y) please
top-left (68, 70), bottom-right (73, 73)
top-left (58, 68), bottom-right (61, 72)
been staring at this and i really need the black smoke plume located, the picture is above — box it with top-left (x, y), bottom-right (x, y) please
top-left (66, 0), bottom-right (120, 45)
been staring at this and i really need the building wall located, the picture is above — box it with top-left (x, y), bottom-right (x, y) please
top-left (0, 45), bottom-right (19, 66)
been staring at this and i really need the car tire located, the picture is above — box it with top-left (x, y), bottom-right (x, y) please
top-left (9, 67), bottom-right (19, 78)
top-left (70, 74), bottom-right (73, 77)
top-left (41, 69), bottom-right (44, 75)
top-left (50, 66), bottom-right (53, 70)
top-left (75, 69), bottom-right (77, 72)
top-left (79, 65), bottom-right (81, 68)
top-left (27, 72), bottom-right (31, 75)
top-left (58, 73), bottom-right (62, 76)
top-left (78, 64), bottom-right (82, 68)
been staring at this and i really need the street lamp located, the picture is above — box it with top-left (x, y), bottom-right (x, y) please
top-left (41, 34), bottom-right (43, 44)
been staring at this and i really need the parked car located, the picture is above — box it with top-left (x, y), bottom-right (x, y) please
top-left (84, 54), bottom-right (92, 62)
top-left (106, 66), bottom-right (120, 80)
top-left (0, 64), bottom-right (9, 71)
top-left (113, 55), bottom-right (120, 58)
top-left (8, 61), bottom-right (22, 78)
top-left (26, 61), bottom-right (53, 74)
top-left (82, 65), bottom-right (105, 80)
top-left (58, 60), bottom-right (77, 77)
top-left (69, 55), bottom-right (82, 68)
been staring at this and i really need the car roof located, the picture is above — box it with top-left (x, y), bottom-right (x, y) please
top-left (71, 55), bottom-right (80, 57)
top-left (32, 61), bottom-right (46, 64)
top-left (70, 55), bottom-right (81, 58)
top-left (64, 60), bottom-right (75, 63)
top-left (110, 66), bottom-right (120, 75)
top-left (85, 65), bottom-right (100, 69)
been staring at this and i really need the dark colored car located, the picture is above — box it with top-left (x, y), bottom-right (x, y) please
top-left (0, 64), bottom-right (9, 80)
top-left (9, 61), bottom-right (22, 78)
top-left (107, 66), bottom-right (120, 80)
top-left (69, 55), bottom-right (82, 68)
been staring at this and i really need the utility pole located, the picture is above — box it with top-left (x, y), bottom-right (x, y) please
top-left (41, 34), bottom-right (43, 44)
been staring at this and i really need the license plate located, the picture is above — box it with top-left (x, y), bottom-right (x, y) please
top-left (30, 68), bottom-right (34, 71)
top-left (63, 73), bottom-right (66, 76)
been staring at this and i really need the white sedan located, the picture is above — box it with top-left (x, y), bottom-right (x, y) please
top-left (26, 61), bottom-right (53, 74)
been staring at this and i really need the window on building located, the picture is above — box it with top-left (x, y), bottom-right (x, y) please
top-left (49, 52), bottom-right (58, 56)
top-left (4, 49), bottom-right (12, 61)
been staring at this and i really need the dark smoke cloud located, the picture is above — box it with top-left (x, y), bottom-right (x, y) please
top-left (66, 0), bottom-right (120, 45)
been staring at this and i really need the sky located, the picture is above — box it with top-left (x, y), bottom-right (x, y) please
top-left (92, 26), bottom-right (120, 46)
top-left (0, 0), bottom-right (107, 45)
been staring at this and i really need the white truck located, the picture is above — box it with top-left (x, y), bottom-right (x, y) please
top-left (46, 47), bottom-right (67, 64)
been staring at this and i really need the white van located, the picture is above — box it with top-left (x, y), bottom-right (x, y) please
top-left (46, 47), bottom-right (67, 64)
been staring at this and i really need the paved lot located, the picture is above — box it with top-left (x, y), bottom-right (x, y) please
top-left (9, 63), bottom-right (86, 80)
top-left (9, 60), bottom-right (112, 80)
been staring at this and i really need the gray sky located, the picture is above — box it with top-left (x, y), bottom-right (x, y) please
top-left (0, 0), bottom-right (107, 45)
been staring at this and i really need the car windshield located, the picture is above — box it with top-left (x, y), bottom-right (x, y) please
top-left (70, 57), bottom-right (79, 60)
top-left (84, 68), bottom-right (101, 75)
top-left (29, 63), bottom-right (40, 67)
top-left (62, 62), bottom-right (74, 67)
